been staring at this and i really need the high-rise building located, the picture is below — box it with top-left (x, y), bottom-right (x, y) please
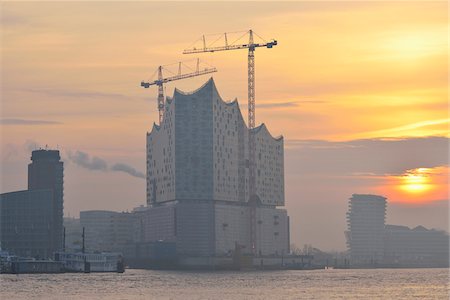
top-left (345, 194), bottom-right (386, 264)
top-left (28, 149), bottom-right (64, 253)
top-left (0, 149), bottom-right (64, 258)
top-left (145, 78), bottom-right (289, 259)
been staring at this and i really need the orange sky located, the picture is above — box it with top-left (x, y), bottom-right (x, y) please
top-left (378, 166), bottom-right (449, 204)
top-left (1, 1), bottom-right (448, 250)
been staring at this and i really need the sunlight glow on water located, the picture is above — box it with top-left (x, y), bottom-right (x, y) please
top-left (1, 268), bottom-right (448, 299)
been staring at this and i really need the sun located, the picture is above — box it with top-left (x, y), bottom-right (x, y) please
top-left (384, 166), bottom-right (447, 204)
top-left (399, 168), bottom-right (433, 194)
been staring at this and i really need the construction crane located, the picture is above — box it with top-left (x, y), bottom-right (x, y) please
top-left (183, 30), bottom-right (277, 256)
top-left (141, 59), bottom-right (217, 124)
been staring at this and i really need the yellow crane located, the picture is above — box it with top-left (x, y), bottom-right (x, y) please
top-left (141, 59), bottom-right (217, 124)
top-left (183, 30), bottom-right (278, 256)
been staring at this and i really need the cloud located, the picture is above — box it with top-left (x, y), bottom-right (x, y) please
top-left (285, 136), bottom-right (449, 176)
top-left (362, 119), bottom-right (450, 137)
top-left (111, 163), bottom-right (145, 179)
top-left (1, 144), bottom-right (19, 161)
top-left (20, 88), bottom-right (127, 100)
top-left (68, 151), bottom-right (108, 171)
top-left (258, 101), bottom-right (298, 108)
top-left (23, 140), bottom-right (41, 153)
top-left (240, 100), bottom-right (326, 109)
top-left (0, 118), bottom-right (62, 125)
top-left (1, 10), bottom-right (28, 27)
top-left (67, 150), bottom-right (145, 179)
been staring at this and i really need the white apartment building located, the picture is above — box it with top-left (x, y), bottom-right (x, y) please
top-left (345, 194), bottom-right (387, 264)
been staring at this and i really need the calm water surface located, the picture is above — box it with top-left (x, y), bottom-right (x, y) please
top-left (1, 268), bottom-right (448, 299)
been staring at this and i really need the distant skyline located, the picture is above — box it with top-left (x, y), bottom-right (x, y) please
top-left (1, 1), bottom-right (448, 250)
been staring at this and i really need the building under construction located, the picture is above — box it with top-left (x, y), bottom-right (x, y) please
top-left (144, 78), bottom-right (289, 266)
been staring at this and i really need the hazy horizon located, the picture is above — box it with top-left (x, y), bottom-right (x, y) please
top-left (1, 1), bottom-right (448, 251)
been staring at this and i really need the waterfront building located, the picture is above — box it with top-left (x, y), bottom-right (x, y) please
top-left (80, 210), bottom-right (134, 253)
top-left (63, 217), bottom-right (82, 251)
top-left (0, 189), bottom-right (55, 258)
top-left (80, 210), bottom-right (116, 251)
top-left (345, 194), bottom-right (449, 267)
top-left (28, 149), bottom-right (64, 253)
top-left (345, 194), bottom-right (386, 264)
top-left (384, 224), bottom-right (449, 267)
top-left (145, 78), bottom-right (289, 259)
top-left (0, 149), bottom-right (64, 258)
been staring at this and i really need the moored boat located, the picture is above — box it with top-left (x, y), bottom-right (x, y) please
top-left (54, 251), bottom-right (124, 273)
top-left (1, 249), bottom-right (64, 274)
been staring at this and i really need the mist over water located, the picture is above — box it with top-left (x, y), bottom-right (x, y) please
top-left (1, 268), bottom-right (448, 299)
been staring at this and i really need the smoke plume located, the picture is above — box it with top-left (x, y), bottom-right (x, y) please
top-left (111, 163), bottom-right (145, 179)
top-left (67, 150), bottom-right (144, 179)
top-left (68, 151), bottom-right (108, 171)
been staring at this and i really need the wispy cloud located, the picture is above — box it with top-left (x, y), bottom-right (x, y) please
top-left (20, 88), bottom-right (127, 100)
top-left (2, 143), bottom-right (19, 161)
top-left (23, 140), bottom-right (41, 153)
top-left (258, 101), bottom-right (299, 108)
top-left (1, 10), bottom-right (29, 27)
top-left (0, 118), bottom-right (62, 125)
top-left (361, 119), bottom-right (450, 138)
top-left (240, 100), bottom-right (325, 109)
top-left (285, 136), bottom-right (449, 176)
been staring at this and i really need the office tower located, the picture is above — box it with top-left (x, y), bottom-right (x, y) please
top-left (1, 149), bottom-right (63, 258)
top-left (28, 149), bottom-right (64, 253)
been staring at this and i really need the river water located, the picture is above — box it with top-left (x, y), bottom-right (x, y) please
top-left (1, 268), bottom-right (448, 299)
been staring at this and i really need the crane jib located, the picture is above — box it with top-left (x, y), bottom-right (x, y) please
top-left (141, 68), bottom-right (217, 87)
top-left (140, 60), bottom-right (217, 124)
top-left (183, 40), bottom-right (277, 54)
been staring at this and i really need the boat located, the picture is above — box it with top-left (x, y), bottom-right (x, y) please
top-left (8, 259), bottom-right (64, 274)
top-left (54, 251), bottom-right (124, 273)
top-left (54, 226), bottom-right (125, 273)
top-left (1, 249), bottom-right (124, 274)
top-left (1, 249), bottom-right (64, 274)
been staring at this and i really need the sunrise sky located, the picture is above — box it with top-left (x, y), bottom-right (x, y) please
top-left (1, 1), bottom-right (448, 250)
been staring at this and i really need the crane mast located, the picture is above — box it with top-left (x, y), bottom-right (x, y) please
top-left (247, 30), bottom-right (257, 256)
top-left (141, 59), bottom-right (217, 124)
top-left (157, 66), bottom-right (164, 124)
top-left (183, 30), bottom-right (277, 256)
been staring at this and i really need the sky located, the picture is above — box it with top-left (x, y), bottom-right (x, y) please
top-left (0, 1), bottom-right (448, 251)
